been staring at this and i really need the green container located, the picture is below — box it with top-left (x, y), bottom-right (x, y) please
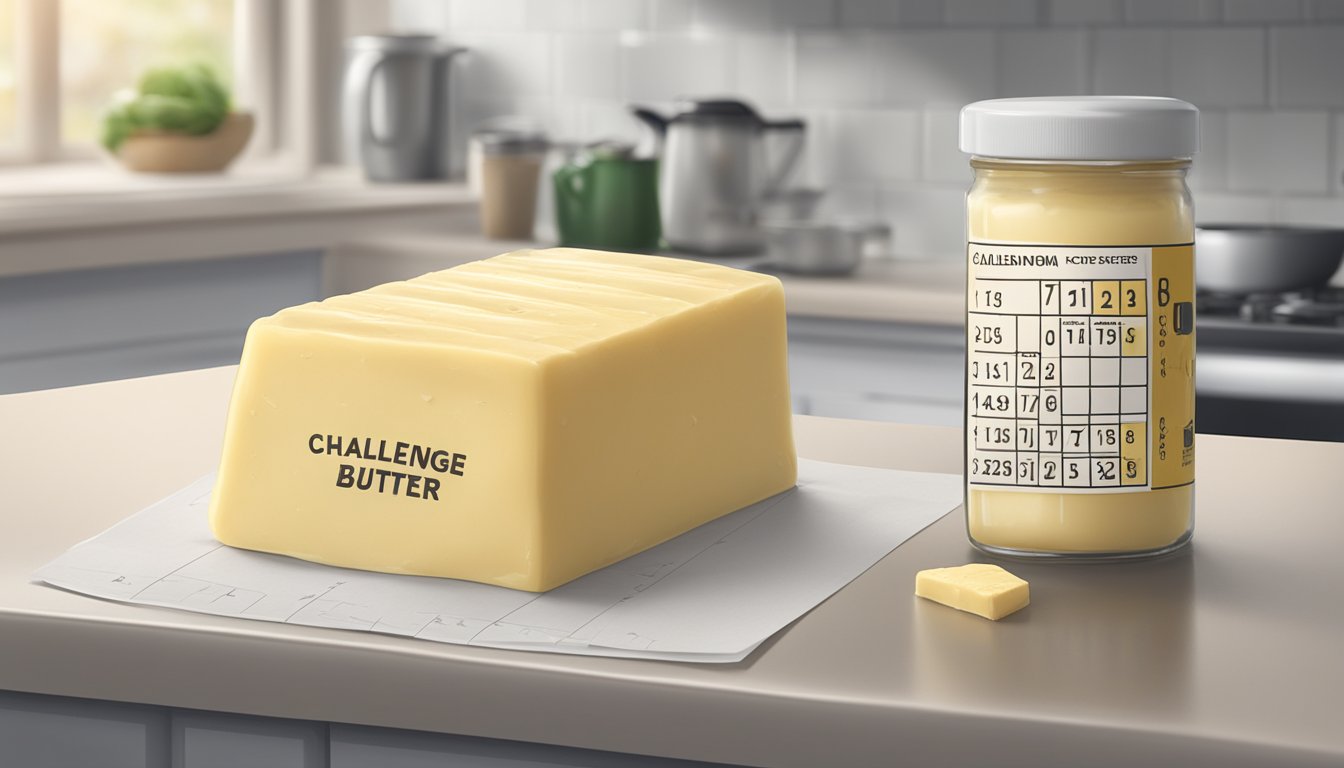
top-left (553, 155), bottom-right (661, 251)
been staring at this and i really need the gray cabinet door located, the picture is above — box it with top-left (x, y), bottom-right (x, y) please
top-left (0, 251), bottom-right (321, 395)
top-left (788, 317), bottom-right (964, 425)
top-left (0, 691), bottom-right (740, 767)
top-left (0, 690), bottom-right (170, 768)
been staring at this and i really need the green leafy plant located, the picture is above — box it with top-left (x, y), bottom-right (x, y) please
top-left (101, 64), bottom-right (231, 152)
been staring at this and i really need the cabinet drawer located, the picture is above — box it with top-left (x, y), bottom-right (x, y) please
top-left (172, 710), bottom-right (327, 768)
top-left (331, 724), bottom-right (731, 768)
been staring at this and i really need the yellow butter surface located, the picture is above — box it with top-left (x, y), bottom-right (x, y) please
top-left (209, 248), bottom-right (797, 591)
top-left (915, 563), bottom-right (1029, 620)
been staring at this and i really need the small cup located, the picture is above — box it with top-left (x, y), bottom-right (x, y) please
top-left (479, 133), bottom-right (548, 241)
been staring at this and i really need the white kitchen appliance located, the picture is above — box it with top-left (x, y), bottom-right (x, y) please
top-left (343, 35), bottom-right (464, 182)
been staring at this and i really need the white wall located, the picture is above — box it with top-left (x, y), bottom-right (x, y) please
top-left (389, 0), bottom-right (1344, 259)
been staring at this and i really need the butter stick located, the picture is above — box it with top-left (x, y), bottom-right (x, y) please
top-left (208, 247), bottom-right (797, 592)
top-left (915, 563), bottom-right (1029, 620)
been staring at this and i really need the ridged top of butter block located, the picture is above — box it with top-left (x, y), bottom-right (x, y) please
top-left (258, 248), bottom-right (781, 362)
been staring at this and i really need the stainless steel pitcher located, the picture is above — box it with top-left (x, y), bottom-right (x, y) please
top-left (343, 35), bottom-right (465, 182)
top-left (632, 100), bottom-right (805, 255)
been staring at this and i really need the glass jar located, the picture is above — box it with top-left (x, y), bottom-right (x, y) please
top-left (959, 96), bottom-right (1199, 559)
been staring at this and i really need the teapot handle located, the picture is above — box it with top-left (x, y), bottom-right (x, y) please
top-left (761, 119), bottom-right (806, 197)
top-left (553, 163), bottom-right (585, 202)
top-left (344, 49), bottom-right (392, 148)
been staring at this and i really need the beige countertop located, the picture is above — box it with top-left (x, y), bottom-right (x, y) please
top-left (2, 367), bottom-right (1342, 766)
top-left (0, 170), bottom-right (476, 279)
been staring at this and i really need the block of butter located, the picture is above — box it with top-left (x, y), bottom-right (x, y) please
top-left (209, 248), bottom-right (797, 592)
top-left (915, 563), bottom-right (1030, 620)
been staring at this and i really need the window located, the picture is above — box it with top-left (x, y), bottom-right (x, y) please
top-left (60, 0), bottom-right (234, 148)
top-left (0, 0), bottom-right (300, 168)
top-left (0, 0), bottom-right (15, 149)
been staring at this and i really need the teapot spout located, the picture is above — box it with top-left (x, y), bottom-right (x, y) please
top-left (629, 105), bottom-right (668, 159)
top-left (629, 106), bottom-right (669, 135)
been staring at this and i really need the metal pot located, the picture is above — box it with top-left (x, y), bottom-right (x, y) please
top-left (762, 221), bottom-right (891, 276)
top-left (1196, 225), bottom-right (1344, 294)
top-left (760, 188), bottom-right (824, 223)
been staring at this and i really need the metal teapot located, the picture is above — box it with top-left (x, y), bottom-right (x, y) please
top-left (632, 99), bottom-right (805, 255)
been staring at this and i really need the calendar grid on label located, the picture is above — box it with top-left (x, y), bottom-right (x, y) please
top-left (968, 275), bottom-right (1149, 491)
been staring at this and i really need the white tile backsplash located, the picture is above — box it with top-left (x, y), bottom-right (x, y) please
top-left (449, 0), bottom-right (529, 30)
top-left (623, 34), bottom-right (734, 101)
top-left (453, 32), bottom-right (553, 102)
top-left (1049, 0), bottom-right (1122, 25)
top-left (1092, 28), bottom-right (1170, 95)
top-left (554, 35), bottom-right (623, 100)
top-left (839, 0), bottom-right (903, 27)
top-left (1196, 193), bottom-right (1276, 223)
top-left (1276, 195), bottom-right (1344, 226)
top-left (1169, 27), bottom-right (1265, 107)
top-left (1187, 109), bottom-right (1228, 191)
top-left (811, 109), bottom-right (922, 183)
top-left (878, 182), bottom-right (967, 258)
top-left (1273, 27), bottom-right (1344, 108)
top-left (1125, 0), bottom-right (1221, 24)
top-left (796, 33), bottom-right (877, 106)
top-left (896, 0), bottom-right (947, 26)
top-left (1334, 113), bottom-right (1344, 194)
top-left (390, 0), bottom-right (451, 32)
top-left (814, 181), bottom-right (881, 222)
top-left (773, 0), bottom-right (840, 28)
top-left (1227, 110), bottom-right (1331, 193)
top-left (524, 0), bottom-right (582, 32)
top-left (540, 99), bottom-right (586, 142)
top-left (693, 0), bottom-right (776, 31)
top-left (580, 100), bottom-right (644, 144)
top-left (1223, 0), bottom-right (1302, 22)
top-left (386, 0), bottom-right (1344, 256)
top-left (944, 0), bottom-right (1039, 26)
top-left (1309, 0), bottom-right (1344, 20)
top-left (734, 35), bottom-right (794, 106)
top-left (922, 107), bottom-right (969, 183)
top-left (872, 30), bottom-right (997, 105)
top-left (579, 0), bottom-right (651, 30)
top-left (649, 0), bottom-right (694, 30)
top-left (998, 29), bottom-right (1088, 97)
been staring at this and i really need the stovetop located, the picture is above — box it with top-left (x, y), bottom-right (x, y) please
top-left (1198, 287), bottom-right (1344, 325)
top-left (1193, 288), bottom-right (1344, 440)
top-left (1196, 287), bottom-right (1344, 356)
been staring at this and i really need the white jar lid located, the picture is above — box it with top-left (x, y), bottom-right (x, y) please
top-left (960, 96), bottom-right (1198, 161)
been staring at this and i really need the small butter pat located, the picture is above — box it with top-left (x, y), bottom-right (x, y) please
top-left (915, 563), bottom-right (1029, 620)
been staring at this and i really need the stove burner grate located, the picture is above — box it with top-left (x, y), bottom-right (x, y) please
top-left (1198, 288), bottom-right (1344, 327)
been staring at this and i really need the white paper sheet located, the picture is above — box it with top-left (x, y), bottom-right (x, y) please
top-left (34, 459), bottom-right (961, 663)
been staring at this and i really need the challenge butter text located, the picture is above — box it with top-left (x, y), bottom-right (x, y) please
top-left (308, 434), bottom-right (466, 501)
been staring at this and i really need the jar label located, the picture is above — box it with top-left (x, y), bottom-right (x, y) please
top-left (966, 242), bottom-right (1195, 493)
